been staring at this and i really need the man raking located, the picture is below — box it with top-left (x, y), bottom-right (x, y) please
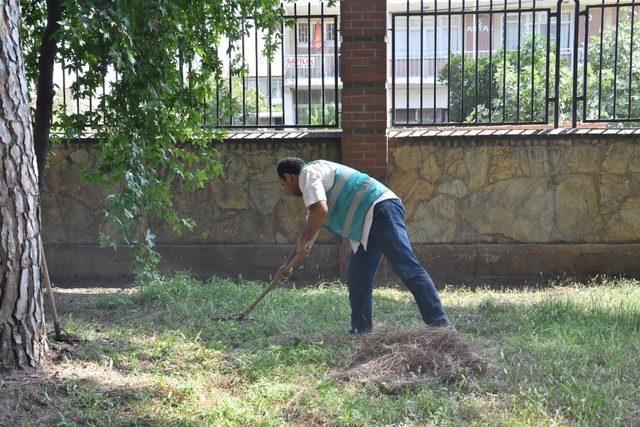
top-left (274, 157), bottom-right (453, 333)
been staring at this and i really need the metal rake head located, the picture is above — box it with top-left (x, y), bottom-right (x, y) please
top-left (210, 313), bottom-right (251, 322)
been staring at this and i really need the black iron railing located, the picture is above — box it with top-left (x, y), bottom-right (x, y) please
top-left (214, 2), bottom-right (340, 128)
top-left (390, 0), bottom-right (640, 128)
top-left (50, 1), bottom-right (340, 130)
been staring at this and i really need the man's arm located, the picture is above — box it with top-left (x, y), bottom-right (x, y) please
top-left (275, 200), bottom-right (328, 282)
top-left (296, 200), bottom-right (328, 257)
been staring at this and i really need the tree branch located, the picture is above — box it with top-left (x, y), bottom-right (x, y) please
top-left (33, 0), bottom-right (63, 190)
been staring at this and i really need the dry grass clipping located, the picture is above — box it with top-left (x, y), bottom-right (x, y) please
top-left (337, 327), bottom-right (488, 393)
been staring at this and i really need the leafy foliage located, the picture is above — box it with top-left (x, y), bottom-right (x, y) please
top-left (439, 10), bottom-right (640, 127)
top-left (298, 103), bottom-right (337, 126)
top-left (584, 7), bottom-right (640, 122)
top-left (439, 36), bottom-right (572, 125)
top-left (438, 52), bottom-right (496, 124)
top-left (213, 77), bottom-right (270, 127)
top-left (20, 0), bottom-right (339, 280)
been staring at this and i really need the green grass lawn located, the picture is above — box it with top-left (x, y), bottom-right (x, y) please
top-left (9, 276), bottom-right (640, 425)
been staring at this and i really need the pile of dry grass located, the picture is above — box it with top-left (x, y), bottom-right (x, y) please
top-left (337, 327), bottom-right (488, 393)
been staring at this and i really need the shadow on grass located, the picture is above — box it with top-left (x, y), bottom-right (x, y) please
top-left (0, 356), bottom-right (192, 426)
top-left (39, 276), bottom-right (640, 424)
top-left (49, 277), bottom-right (640, 356)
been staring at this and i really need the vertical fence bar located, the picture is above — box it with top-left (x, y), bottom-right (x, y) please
top-left (462, 0), bottom-right (466, 122)
top-left (228, 46), bottom-right (233, 126)
top-left (475, 0), bottom-right (479, 123)
top-left (545, 9), bottom-right (551, 123)
top-left (532, 0), bottom-right (537, 122)
top-left (489, 0), bottom-right (494, 122)
top-left (268, 43), bottom-right (273, 126)
top-left (516, 0), bottom-right (522, 122)
top-left (628, 3), bottom-right (636, 118)
top-left (242, 25), bottom-right (246, 125)
top-left (280, 5), bottom-right (286, 127)
top-left (254, 22), bottom-right (259, 125)
top-left (392, 15), bottom-right (396, 125)
top-left (447, 0), bottom-right (452, 123)
top-left (554, 0), bottom-right (562, 127)
top-left (200, 32), bottom-right (207, 128)
top-left (61, 42), bottom-right (66, 119)
top-left (572, 0), bottom-right (581, 127)
top-left (597, 0), bottom-right (605, 119)
top-left (420, 0), bottom-right (424, 124)
top-left (503, 0), bottom-right (507, 122)
top-left (294, 3), bottom-right (299, 125)
top-left (433, 0), bottom-right (438, 123)
top-left (308, 2), bottom-right (311, 125)
top-left (321, 2), bottom-right (326, 126)
top-left (216, 48), bottom-right (220, 126)
top-left (612, 0), bottom-right (621, 120)
top-left (406, 0), bottom-right (410, 124)
top-left (583, 6), bottom-right (590, 121)
top-left (334, 14), bottom-right (339, 126)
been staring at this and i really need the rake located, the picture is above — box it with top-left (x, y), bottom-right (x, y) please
top-left (211, 254), bottom-right (304, 321)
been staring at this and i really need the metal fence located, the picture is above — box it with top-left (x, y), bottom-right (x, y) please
top-left (50, 0), bottom-right (640, 130)
top-left (50, 1), bottom-right (340, 130)
top-left (214, 2), bottom-right (340, 128)
top-left (390, 0), bottom-right (640, 128)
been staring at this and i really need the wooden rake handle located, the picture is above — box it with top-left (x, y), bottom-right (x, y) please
top-left (236, 254), bottom-right (304, 319)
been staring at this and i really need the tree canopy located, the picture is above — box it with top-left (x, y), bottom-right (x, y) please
top-left (20, 0), bottom-right (323, 280)
top-left (440, 8), bottom-right (639, 126)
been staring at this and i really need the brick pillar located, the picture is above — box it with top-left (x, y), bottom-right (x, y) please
top-left (340, 0), bottom-right (388, 182)
top-left (339, 0), bottom-right (389, 278)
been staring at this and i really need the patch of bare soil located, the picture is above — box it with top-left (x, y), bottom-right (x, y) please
top-left (0, 336), bottom-right (149, 425)
top-left (52, 287), bottom-right (133, 312)
top-left (0, 343), bottom-right (80, 425)
top-left (336, 327), bottom-right (489, 393)
top-left (0, 288), bottom-right (147, 426)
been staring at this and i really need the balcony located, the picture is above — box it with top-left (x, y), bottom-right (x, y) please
top-left (283, 54), bottom-right (339, 87)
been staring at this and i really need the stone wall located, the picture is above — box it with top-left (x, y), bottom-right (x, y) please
top-left (389, 134), bottom-right (640, 243)
top-left (386, 132), bottom-right (640, 284)
top-left (42, 131), bottom-right (640, 286)
top-left (42, 133), bottom-right (342, 284)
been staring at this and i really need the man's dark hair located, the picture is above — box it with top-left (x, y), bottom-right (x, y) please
top-left (277, 157), bottom-right (305, 178)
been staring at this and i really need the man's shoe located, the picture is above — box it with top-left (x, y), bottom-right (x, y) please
top-left (427, 318), bottom-right (455, 330)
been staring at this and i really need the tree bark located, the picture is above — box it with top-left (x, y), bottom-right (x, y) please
top-left (0, 0), bottom-right (48, 369)
top-left (33, 0), bottom-right (62, 189)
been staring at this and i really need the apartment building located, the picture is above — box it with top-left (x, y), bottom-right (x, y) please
top-left (274, 0), bottom-right (622, 126)
top-left (49, 1), bottom-right (630, 128)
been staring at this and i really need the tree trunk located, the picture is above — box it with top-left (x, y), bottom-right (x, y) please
top-left (0, 0), bottom-right (48, 369)
top-left (33, 0), bottom-right (63, 189)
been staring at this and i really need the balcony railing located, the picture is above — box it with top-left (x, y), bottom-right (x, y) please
top-left (283, 54), bottom-right (339, 81)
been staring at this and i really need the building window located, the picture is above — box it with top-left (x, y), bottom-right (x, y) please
top-left (396, 16), bottom-right (461, 56)
top-left (270, 79), bottom-right (283, 102)
top-left (433, 16), bottom-right (461, 55)
top-left (395, 17), bottom-right (423, 56)
top-left (325, 22), bottom-right (335, 42)
top-left (297, 22), bottom-right (309, 45)
top-left (550, 12), bottom-right (572, 51)
top-left (505, 11), bottom-right (571, 51)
